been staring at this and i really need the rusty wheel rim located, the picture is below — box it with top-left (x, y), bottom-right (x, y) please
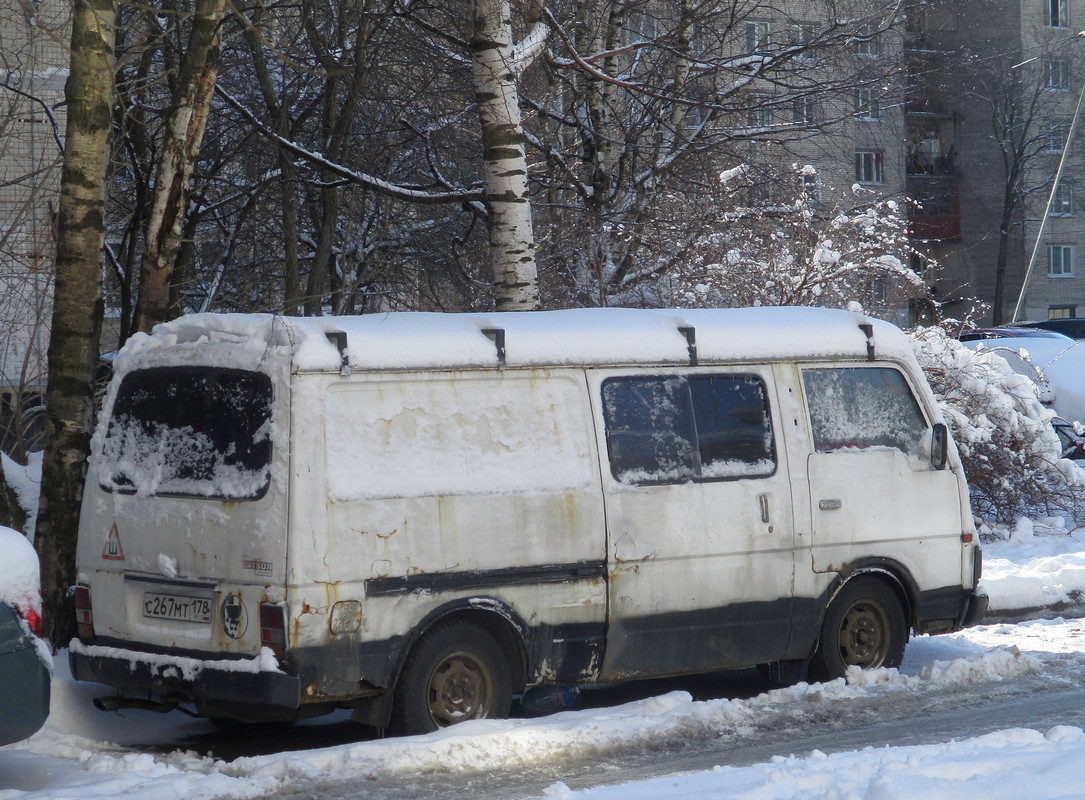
top-left (837, 599), bottom-right (891, 668)
top-left (426, 650), bottom-right (495, 727)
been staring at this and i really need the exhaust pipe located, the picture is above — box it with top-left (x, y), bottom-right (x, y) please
top-left (94, 695), bottom-right (179, 714)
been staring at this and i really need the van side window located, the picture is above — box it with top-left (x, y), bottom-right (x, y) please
top-left (689, 375), bottom-right (777, 478)
top-left (802, 367), bottom-right (926, 454)
top-left (602, 374), bottom-right (776, 484)
top-left (100, 367), bottom-right (273, 500)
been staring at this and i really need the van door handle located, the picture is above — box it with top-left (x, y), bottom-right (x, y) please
top-left (819, 499), bottom-right (843, 511)
top-left (758, 494), bottom-right (770, 523)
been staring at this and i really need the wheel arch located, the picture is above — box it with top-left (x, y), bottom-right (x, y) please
top-left (823, 558), bottom-right (918, 631)
top-left (806, 562), bottom-right (914, 681)
top-left (396, 598), bottom-right (530, 695)
top-left (352, 597), bottom-right (531, 731)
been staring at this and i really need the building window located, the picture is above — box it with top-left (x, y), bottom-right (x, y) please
top-left (748, 95), bottom-right (771, 128)
top-left (856, 26), bottom-right (881, 57)
top-left (854, 88), bottom-right (881, 120)
top-left (855, 150), bottom-right (884, 184)
top-left (791, 23), bottom-right (816, 61)
top-left (1048, 244), bottom-right (1075, 276)
top-left (1049, 304), bottom-right (1077, 318)
top-left (747, 177), bottom-right (779, 206)
top-left (870, 276), bottom-right (889, 305)
top-left (746, 21), bottom-right (771, 53)
top-left (1045, 59), bottom-right (1071, 91)
top-left (799, 169), bottom-right (822, 201)
top-left (1042, 118), bottom-right (1071, 153)
top-left (1052, 181), bottom-right (1074, 216)
top-left (627, 7), bottom-right (659, 43)
top-left (682, 104), bottom-right (708, 130)
top-left (792, 95), bottom-right (817, 124)
top-left (1045, 0), bottom-right (1069, 27)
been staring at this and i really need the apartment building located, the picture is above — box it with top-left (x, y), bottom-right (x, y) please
top-left (723, 0), bottom-right (1085, 326)
top-left (0, 0), bottom-right (67, 453)
top-left (725, 1), bottom-right (916, 324)
top-left (905, 0), bottom-right (1085, 324)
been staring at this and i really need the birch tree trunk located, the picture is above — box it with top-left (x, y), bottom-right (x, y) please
top-left (134, 0), bottom-right (226, 333)
top-left (471, 0), bottom-right (541, 311)
top-left (36, 0), bottom-right (114, 647)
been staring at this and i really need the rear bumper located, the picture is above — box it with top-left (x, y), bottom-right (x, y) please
top-left (0, 644), bottom-right (50, 745)
top-left (69, 641), bottom-right (301, 720)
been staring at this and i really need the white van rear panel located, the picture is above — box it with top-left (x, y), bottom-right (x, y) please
top-left (74, 335), bottom-right (292, 659)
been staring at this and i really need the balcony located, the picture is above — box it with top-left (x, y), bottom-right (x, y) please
top-left (907, 175), bottom-right (961, 241)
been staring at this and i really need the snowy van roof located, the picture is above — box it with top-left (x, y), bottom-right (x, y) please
top-left (118, 307), bottom-right (916, 373)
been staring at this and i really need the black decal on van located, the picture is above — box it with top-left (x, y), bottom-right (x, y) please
top-left (365, 561), bottom-right (608, 597)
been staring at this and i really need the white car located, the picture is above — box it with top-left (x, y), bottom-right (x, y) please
top-left (966, 336), bottom-right (1085, 426)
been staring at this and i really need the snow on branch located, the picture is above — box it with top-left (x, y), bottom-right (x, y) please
top-left (512, 20), bottom-right (551, 76)
top-left (215, 87), bottom-right (485, 207)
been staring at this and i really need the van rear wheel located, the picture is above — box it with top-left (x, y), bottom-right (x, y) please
top-left (390, 621), bottom-right (512, 735)
top-left (808, 577), bottom-right (907, 683)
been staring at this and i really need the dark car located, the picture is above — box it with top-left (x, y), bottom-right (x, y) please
top-left (1019, 319), bottom-right (1085, 340)
top-left (958, 326), bottom-right (1074, 342)
top-left (1054, 420), bottom-right (1085, 460)
top-left (0, 529), bottom-right (50, 746)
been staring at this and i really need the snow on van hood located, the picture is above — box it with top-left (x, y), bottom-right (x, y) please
top-left (126, 307), bottom-right (915, 372)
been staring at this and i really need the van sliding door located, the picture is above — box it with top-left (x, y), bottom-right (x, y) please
top-left (591, 367), bottom-right (797, 681)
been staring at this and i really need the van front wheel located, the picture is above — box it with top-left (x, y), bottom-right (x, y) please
top-left (808, 577), bottom-right (907, 683)
top-left (391, 621), bottom-right (512, 735)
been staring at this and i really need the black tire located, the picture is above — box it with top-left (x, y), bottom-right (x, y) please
top-left (808, 576), bottom-right (908, 683)
top-left (390, 621), bottom-right (513, 736)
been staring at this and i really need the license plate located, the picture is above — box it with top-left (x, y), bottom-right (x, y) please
top-left (143, 592), bottom-right (213, 624)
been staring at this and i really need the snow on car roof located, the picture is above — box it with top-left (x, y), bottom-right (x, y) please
top-left (0, 526), bottom-right (41, 619)
top-left (120, 307), bottom-right (914, 373)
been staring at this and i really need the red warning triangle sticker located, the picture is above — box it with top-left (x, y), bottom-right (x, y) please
top-left (102, 522), bottom-right (125, 561)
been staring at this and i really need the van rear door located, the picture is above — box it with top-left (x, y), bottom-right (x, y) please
top-left (77, 361), bottom-right (290, 656)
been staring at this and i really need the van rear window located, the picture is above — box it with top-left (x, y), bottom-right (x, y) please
top-left (99, 367), bottom-right (273, 500)
top-left (602, 374), bottom-right (776, 485)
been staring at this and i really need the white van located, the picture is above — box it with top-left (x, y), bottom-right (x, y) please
top-left (70, 307), bottom-right (986, 734)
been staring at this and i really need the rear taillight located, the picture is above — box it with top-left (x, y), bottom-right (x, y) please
top-left (18, 605), bottom-right (42, 637)
top-left (74, 585), bottom-right (94, 640)
top-left (259, 602), bottom-right (287, 659)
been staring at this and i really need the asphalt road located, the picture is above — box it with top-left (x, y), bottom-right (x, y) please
top-left (195, 662), bottom-right (1085, 800)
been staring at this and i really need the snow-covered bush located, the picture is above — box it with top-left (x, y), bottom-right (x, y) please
top-left (657, 165), bottom-right (930, 316)
top-left (910, 326), bottom-right (1085, 527)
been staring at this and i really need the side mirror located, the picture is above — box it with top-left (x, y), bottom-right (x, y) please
top-left (931, 423), bottom-right (949, 471)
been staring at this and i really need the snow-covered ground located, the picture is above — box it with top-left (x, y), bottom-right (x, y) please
top-left (2, 528), bottom-right (1085, 799)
